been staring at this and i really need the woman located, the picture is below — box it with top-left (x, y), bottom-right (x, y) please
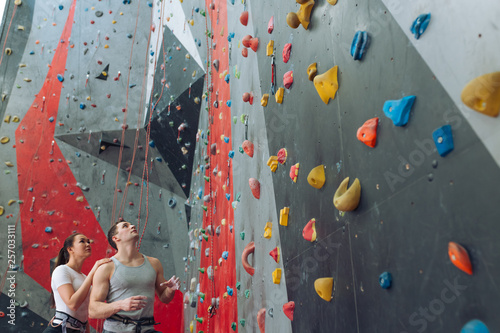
top-left (43, 233), bottom-right (110, 333)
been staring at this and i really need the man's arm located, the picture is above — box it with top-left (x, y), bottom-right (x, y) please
top-left (148, 257), bottom-right (180, 304)
top-left (88, 261), bottom-right (147, 319)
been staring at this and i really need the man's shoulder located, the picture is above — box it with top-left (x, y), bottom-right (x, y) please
top-left (145, 255), bottom-right (161, 269)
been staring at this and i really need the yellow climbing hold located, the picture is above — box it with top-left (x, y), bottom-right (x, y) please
top-left (267, 155), bottom-right (278, 172)
top-left (192, 70), bottom-right (196, 77)
top-left (8, 200), bottom-right (16, 206)
top-left (120, 12), bottom-right (124, 15)
top-left (5, 48), bottom-right (12, 55)
top-left (1, 136), bottom-right (10, 144)
top-left (114, 117), bottom-right (119, 122)
top-left (4, 115), bottom-right (11, 123)
top-left (112, 20), bottom-right (117, 24)
top-left (272, 268), bottom-right (282, 284)
top-left (461, 71), bottom-right (500, 117)
top-left (279, 207), bottom-right (289, 226)
top-left (221, 218), bottom-right (226, 226)
top-left (307, 62), bottom-right (317, 81)
top-left (275, 87), bottom-right (284, 104)
top-left (327, 0), bottom-right (338, 4)
top-left (314, 277), bottom-right (334, 301)
top-left (12, 116), bottom-right (20, 122)
top-left (104, 44), bottom-right (109, 49)
top-left (17, 25), bottom-right (25, 30)
top-left (188, 19), bottom-right (194, 26)
top-left (5, 161), bottom-right (14, 167)
top-left (76, 196), bottom-right (84, 202)
top-left (19, 63), bottom-right (26, 68)
top-left (23, 78), bottom-right (32, 82)
top-left (261, 94), bottom-right (269, 107)
top-left (15, 0), bottom-right (22, 6)
top-left (307, 165), bottom-right (325, 189)
top-left (0, 206), bottom-right (4, 216)
top-left (263, 222), bottom-right (272, 239)
top-left (314, 65), bottom-right (339, 104)
top-left (266, 40), bottom-right (274, 56)
top-left (333, 177), bottom-right (361, 211)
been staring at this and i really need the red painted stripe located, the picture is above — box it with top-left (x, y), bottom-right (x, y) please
top-left (197, 0), bottom-right (238, 331)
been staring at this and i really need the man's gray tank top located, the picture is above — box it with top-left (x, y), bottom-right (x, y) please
top-left (103, 254), bottom-right (156, 333)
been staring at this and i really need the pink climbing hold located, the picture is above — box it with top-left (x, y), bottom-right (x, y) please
top-left (240, 11), bottom-right (249, 26)
top-left (249, 178), bottom-right (261, 199)
top-left (242, 92), bottom-right (254, 105)
top-left (284, 71), bottom-right (294, 89)
top-left (283, 301), bottom-right (295, 321)
top-left (242, 140), bottom-right (254, 157)
top-left (277, 148), bottom-right (287, 164)
top-left (302, 218), bottom-right (317, 242)
top-left (283, 43), bottom-right (292, 63)
top-left (268, 16), bottom-right (274, 34)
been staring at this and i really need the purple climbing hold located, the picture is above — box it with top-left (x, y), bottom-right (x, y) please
top-left (383, 95), bottom-right (416, 126)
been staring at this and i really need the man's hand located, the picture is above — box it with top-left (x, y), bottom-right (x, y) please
top-left (119, 296), bottom-right (148, 312)
top-left (160, 275), bottom-right (180, 291)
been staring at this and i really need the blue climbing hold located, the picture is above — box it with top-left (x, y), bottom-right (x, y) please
top-left (155, 157), bottom-right (162, 162)
top-left (123, 0), bottom-right (131, 4)
top-left (200, 165), bottom-right (205, 172)
top-left (194, 7), bottom-right (199, 12)
top-left (224, 74), bottom-right (230, 83)
top-left (197, 40), bottom-right (201, 47)
top-left (147, 1), bottom-right (152, 7)
top-left (383, 95), bottom-right (416, 126)
top-left (230, 0), bottom-right (235, 4)
top-left (29, 50), bottom-right (34, 55)
top-left (197, 187), bottom-right (203, 199)
top-left (49, 117), bottom-right (54, 122)
top-left (227, 286), bottom-right (233, 296)
top-left (379, 271), bottom-right (392, 289)
top-left (432, 125), bottom-right (454, 157)
top-left (75, 152), bottom-right (81, 157)
top-left (224, 136), bottom-right (229, 143)
top-left (149, 140), bottom-right (155, 148)
top-left (57, 74), bottom-right (64, 82)
top-left (222, 251), bottom-right (229, 260)
top-left (228, 150), bottom-right (235, 158)
top-left (45, 227), bottom-right (53, 233)
top-left (58, 5), bottom-right (63, 10)
top-left (226, 100), bottom-right (231, 107)
top-left (150, 51), bottom-right (154, 56)
top-left (461, 320), bottom-right (490, 333)
top-left (79, 103), bottom-right (86, 110)
top-left (410, 13), bottom-right (431, 40)
top-left (225, 193), bottom-right (231, 201)
top-left (227, 32), bottom-right (235, 42)
top-left (127, 33), bottom-right (133, 38)
top-left (129, 83), bottom-right (137, 88)
top-left (69, 192), bottom-right (74, 195)
top-left (350, 31), bottom-right (369, 61)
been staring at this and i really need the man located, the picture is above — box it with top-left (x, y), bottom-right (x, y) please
top-left (89, 221), bottom-right (180, 333)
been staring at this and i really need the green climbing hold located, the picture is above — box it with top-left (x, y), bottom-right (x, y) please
top-left (240, 115), bottom-right (246, 124)
top-left (200, 228), bottom-right (206, 234)
top-left (239, 319), bottom-right (246, 327)
top-left (199, 292), bottom-right (205, 300)
top-left (239, 146), bottom-right (244, 154)
top-left (198, 267), bottom-right (205, 273)
top-left (236, 282), bottom-right (241, 290)
top-left (240, 231), bottom-right (245, 240)
top-left (202, 205), bottom-right (207, 211)
top-left (233, 116), bottom-right (237, 124)
top-left (204, 176), bottom-right (210, 182)
top-left (244, 289), bottom-right (250, 298)
top-left (203, 234), bottom-right (209, 241)
top-left (231, 322), bottom-right (237, 331)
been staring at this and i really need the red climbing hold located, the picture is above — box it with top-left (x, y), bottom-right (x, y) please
top-left (356, 117), bottom-right (379, 148)
top-left (277, 148), bottom-right (287, 164)
top-left (242, 241), bottom-right (255, 276)
top-left (242, 35), bottom-right (259, 52)
top-left (268, 16), bottom-right (274, 34)
top-left (249, 178), bottom-right (260, 199)
top-left (283, 43), bottom-right (292, 63)
top-left (257, 308), bottom-right (266, 333)
top-left (302, 218), bottom-right (317, 242)
top-left (289, 163), bottom-right (299, 182)
top-left (448, 242), bottom-right (473, 275)
top-left (284, 71), bottom-right (294, 89)
top-left (240, 11), bottom-right (249, 26)
top-left (283, 301), bottom-right (295, 321)
top-left (242, 92), bottom-right (254, 105)
top-left (242, 47), bottom-right (248, 58)
top-left (242, 140), bottom-right (254, 157)
top-left (269, 247), bottom-right (280, 263)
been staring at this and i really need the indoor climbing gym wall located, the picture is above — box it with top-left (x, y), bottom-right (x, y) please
top-left (0, 0), bottom-right (499, 333)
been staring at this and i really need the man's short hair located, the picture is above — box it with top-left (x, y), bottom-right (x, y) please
top-left (107, 221), bottom-right (122, 250)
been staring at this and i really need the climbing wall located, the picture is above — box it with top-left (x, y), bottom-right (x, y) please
top-left (1, 0), bottom-right (500, 332)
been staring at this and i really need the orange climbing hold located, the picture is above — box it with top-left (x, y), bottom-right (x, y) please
top-left (289, 163), bottom-right (299, 182)
top-left (307, 165), bottom-right (325, 189)
top-left (267, 156), bottom-right (278, 172)
top-left (257, 308), bottom-right (266, 333)
top-left (302, 218), bottom-right (317, 242)
top-left (242, 140), bottom-right (254, 157)
top-left (277, 148), bottom-right (287, 164)
top-left (249, 178), bottom-right (261, 199)
top-left (269, 246), bottom-right (280, 263)
top-left (242, 35), bottom-right (259, 52)
top-left (314, 66), bottom-right (339, 104)
top-left (356, 117), bottom-right (379, 148)
top-left (240, 11), bottom-right (249, 26)
top-left (314, 277), bottom-right (334, 301)
top-left (448, 242), bottom-right (473, 275)
top-left (279, 207), bottom-right (289, 226)
top-left (242, 241), bottom-right (255, 276)
top-left (283, 301), bottom-right (295, 321)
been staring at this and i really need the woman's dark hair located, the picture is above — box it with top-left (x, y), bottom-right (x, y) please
top-left (49, 233), bottom-right (83, 308)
